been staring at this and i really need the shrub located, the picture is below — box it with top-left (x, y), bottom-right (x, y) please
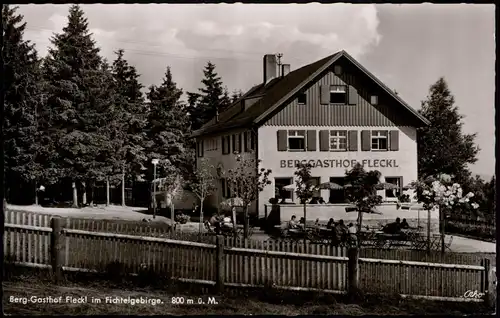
top-left (175, 213), bottom-right (190, 224)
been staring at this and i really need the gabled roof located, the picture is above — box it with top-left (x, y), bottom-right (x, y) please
top-left (192, 50), bottom-right (429, 137)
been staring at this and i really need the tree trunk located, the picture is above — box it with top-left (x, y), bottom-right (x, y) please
top-left (199, 201), bottom-right (204, 234)
top-left (237, 207), bottom-right (241, 239)
top-left (243, 206), bottom-right (250, 239)
top-left (72, 181), bottom-right (78, 208)
top-left (170, 203), bottom-right (175, 227)
top-left (34, 182), bottom-right (38, 206)
top-left (82, 181), bottom-right (87, 206)
top-left (121, 166), bottom-right (126, 207)
top-left (303, 203), bottom-right (307, 245)
top-left (106, 177), bottom-right (110, 206)
top-left (440, 205), bottom-right (445, 254)
top-left (427, 209), bottom-right (431, 254)
top-left (90, 182), bottom-right (95, 206)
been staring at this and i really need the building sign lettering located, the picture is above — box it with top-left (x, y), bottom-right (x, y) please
top-left (279, 159), bottom-right (399, 169)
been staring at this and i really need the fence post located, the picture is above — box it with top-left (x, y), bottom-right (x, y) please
top-left (50, 217), bottom-right (64, 283)
top-left (483, 258), bottom-right (491, 307)
top-left (215, 235), bottom-right (225, 293)
top-left (347, 247), bottom-right (360, 299)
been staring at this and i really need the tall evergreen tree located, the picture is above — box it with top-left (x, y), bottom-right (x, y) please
top-left (189, 61), bottom-right (227, 130)
top-left (231, 89), bottom-right (243, 103)
top-left (417, 78), bottom-right (479, 185)
top-left (111, 49), bottom-right (148, 205)
top-left (146, 67), bottom-right (191, 180)
top-left (41, 5), bottom-right (115, 207)
top-left (2, 5), bottom-right (44, 204)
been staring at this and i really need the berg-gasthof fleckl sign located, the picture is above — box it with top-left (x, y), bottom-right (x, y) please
top-left (279, 159), bottom-right (399, 169)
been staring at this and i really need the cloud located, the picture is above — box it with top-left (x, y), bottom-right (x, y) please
top-left (17, 4), bottom-right (381, 93)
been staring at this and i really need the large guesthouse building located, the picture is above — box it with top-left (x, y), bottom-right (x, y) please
top-left (192, 51), bottom-right (430, 222)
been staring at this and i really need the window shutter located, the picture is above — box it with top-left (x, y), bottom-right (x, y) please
top-left (250, 132), bottom-right (256, 150)
top-left (306, 130), bottom-right (317, 151)
top-left (319, 130), bottom-right (329, 151)
top-left (348, 131), bottom-right (358, 151)
top-left (361, 130), bottom-right (371, 151)
top-left (231, 135), bottom-right (236, 154)
top-left (389, 130), bottom-right (399, 151)
top-left (277, 130), bottom-right (288, 151)
top-left (243, 131), bottom-right (248, 152)
top-left (348, 85), bottom-right (357, 105)
top-left (320, 85), bottom-right (330, 105)
top-left (221, 137), bottom-right (225, 154)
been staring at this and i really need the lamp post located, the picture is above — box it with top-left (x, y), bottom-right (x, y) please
top-left (152, 159), bottom-right (159, 219)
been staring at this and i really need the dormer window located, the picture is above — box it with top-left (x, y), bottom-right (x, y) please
top-left (297, 93), bottom-right (307, 105)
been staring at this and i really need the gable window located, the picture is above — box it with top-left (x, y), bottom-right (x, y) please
top-left (288, 130), bottom-right (306, 151)
top-left (334, 65), bottom-right (342, 75)
top-left (370, 95), bottom-right (378, 105)
top-left (330, 85), bottom-right (347, 104)
top-left (329, 130), bottom-right (347, 151)
top-left (297, 93), bottom-right (307, 105)
top-left (371, 131), bottom-right (388, 150)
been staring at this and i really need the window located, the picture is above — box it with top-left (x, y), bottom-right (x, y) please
top-left (329, 177), bottom-right (346, 204)
top-left (222, 135), bottom-right (231, 154)
top-left (221, 178), bottom-right (233, 199)
top-left (250, 132), bottom-right (256, 151)
top-left (371, 131), bottom-right (388, 150)
top-left (329, 130), bottom-right (347, 151)
top-left (385, 177), bottom-right (402, 199)
top-left (334, 65), bottom-right (342, 75)
top-left (370, 95), bottom-right (378, 105)
top-left (288, 130), bottom-right (306, 151)
top-left (297, 93), bottom-right (307, 104)
top-left (197, 140), bottom-right (204, 157)
top-left (330, 85), bottom-right (347, 104)
top-left (275, 178), bottom-right (293, 202)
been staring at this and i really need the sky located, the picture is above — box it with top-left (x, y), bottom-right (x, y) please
top-left (17, 4), bottom-right (495, 179)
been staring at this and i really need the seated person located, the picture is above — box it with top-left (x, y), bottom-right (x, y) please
top-left (335, 219), bottom-right (349, 243)
top-left (209, 213), bottom-right (222, 233)
top-left (289, 215), bottom-right (299, 229)
top-left (318, 197), bottom-right (326, 204)
top-left (221, 216), bottom-right (233, 229)
top-left (400, 218), bottom-right (410, 229)
top-left (299, 217), bottom-right (306, 229)
top-left (383, 217), bottom-right (402, 234)
top-left (309, 197), bottom-right (319, 204)
top-left (314, 218), bottom-right (320, 227)
top-left (326, 218), bottom-right (335, 229)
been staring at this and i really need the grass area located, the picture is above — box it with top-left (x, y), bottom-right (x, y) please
top-left (2, 267), bottom-right (493, 316)
top-left (445, 220), bottom-right (496, 242)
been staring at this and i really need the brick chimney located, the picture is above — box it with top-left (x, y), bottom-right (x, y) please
top-left (263, 54), bottom-right (277, 84)
top-left (281, 64), bottom-right (291, 77)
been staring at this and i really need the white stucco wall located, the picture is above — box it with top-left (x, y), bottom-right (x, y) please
top-left (196, 129), bottom-right (258, 213)
top-left (257, 125), bottom-right (418, 216)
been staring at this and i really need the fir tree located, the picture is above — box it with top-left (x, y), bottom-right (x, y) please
top-left (231, 89), bottom-right (243, 103)
top-left (190, 61), bottom-right (227, 130)
top-left (41, 5), bottom-right (114, 207)
top-left (146, 67), bottom-right (191, 180)
top-left (111, 49), bottom-right (148, 205)
top-left (418, 78), bottom-right (479, 185)
top-left (2, 5), bottom-right (44, 204)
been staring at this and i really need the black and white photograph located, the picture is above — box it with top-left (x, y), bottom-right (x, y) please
top-left (2, 3), bottom-right (496, 315)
